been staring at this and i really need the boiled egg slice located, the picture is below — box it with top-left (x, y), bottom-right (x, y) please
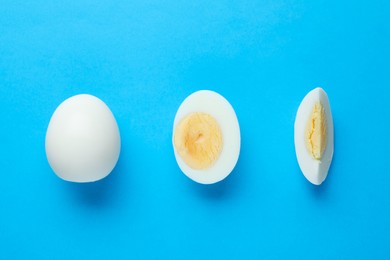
top-left (172, 90), bottom-right (241, 184)
top-left (294, 88), bottom-right (334, 185)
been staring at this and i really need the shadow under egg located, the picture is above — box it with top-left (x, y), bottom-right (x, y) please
top-left (61, 155), bottom-right (126, 209)
top-left (188, 144), bottom-right (247, 201)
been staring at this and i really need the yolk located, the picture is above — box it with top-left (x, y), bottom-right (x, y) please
top-left (174, 112), bottom-right (223, 170)
top-left (305, 102), bottom-right (327, 160)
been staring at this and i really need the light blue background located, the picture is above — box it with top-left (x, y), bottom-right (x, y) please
top-left (1, 1), bottom-right (389, 259)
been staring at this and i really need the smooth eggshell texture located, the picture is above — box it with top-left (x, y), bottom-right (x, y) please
top-left (45, 94), bottom-right (121, 182)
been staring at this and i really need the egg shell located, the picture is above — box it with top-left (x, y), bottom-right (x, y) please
top-left (45, 94), bottom-right (121, 183)
top-left (173, 90), bottom-right (241, 184)
top-left (294, 88), bottom-right (334, 185)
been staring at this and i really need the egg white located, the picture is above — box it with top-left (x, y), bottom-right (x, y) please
top-left (45, 94), bottom-right (121, 183)
top-left (172, 90), bottom-right (241, 184)
top-left (294, 88), bottom-right (334, 185)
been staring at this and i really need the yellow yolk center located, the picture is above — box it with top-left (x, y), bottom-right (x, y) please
top-left (305, 102), bottom-right (327, 160)
top-left (174, 112), bottom-right (223, 170)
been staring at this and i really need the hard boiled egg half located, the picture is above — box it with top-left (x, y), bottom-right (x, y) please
top-left (172, 90), bottom-right (241, 184)
top-left (45, 94), bottom-right (121, 183)
top-left (294, 88), bottom-right (334, 185)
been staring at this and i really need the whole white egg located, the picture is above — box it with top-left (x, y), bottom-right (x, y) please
top-left (45, 94), bottom-right (121, 182)
top-left (172, 90), bottom-right (241, 184)
top-left (294, 88), bottom-right (334, 185)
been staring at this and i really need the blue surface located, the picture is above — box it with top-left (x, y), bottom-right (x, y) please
top-left (1, 1), bottom-right (390, 259)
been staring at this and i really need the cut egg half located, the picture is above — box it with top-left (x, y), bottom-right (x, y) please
top-left (172, 90), bottom-right (241, 184)
top-left (294, 88), bottom-right (334, 185)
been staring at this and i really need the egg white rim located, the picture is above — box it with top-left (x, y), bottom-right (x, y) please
top-left (172, 90), bottom-right (241, 184)
top-left (294, 87), bottom-right (334, 185)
